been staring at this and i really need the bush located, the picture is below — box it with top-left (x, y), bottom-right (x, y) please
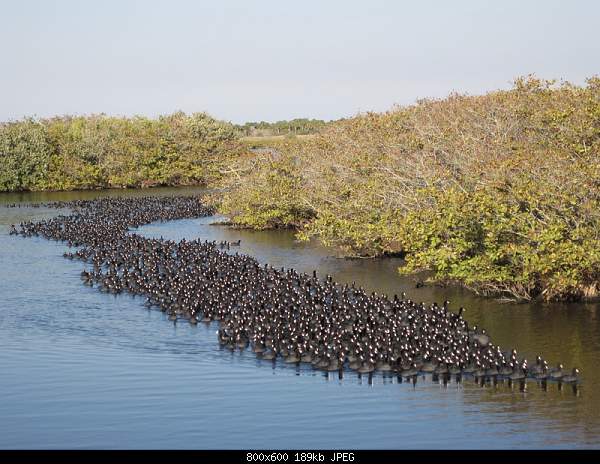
top-left (398, 181), bottom-right (600, 301)
top-left (219, 76), bottom-right (600, 301)
top-left (218, 153), bottom-right (314, 229)
top-left (0, 119), bottom-right (52, 191)
top-left (0, 112), bottom-right (241, 192)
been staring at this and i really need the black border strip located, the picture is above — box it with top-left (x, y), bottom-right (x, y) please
top-left (0, 449), bottom-right (598, 463)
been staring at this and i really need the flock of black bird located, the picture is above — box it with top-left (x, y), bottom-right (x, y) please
top-left (8, 195), bottom-right (580, 389)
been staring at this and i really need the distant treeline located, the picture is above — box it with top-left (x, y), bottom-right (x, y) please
top-left (0, 112), bottom-right (242, 192)
top-left (234, 118), bottom-right (333, 137)
top-left (216, 76), bottom-right (600, 302)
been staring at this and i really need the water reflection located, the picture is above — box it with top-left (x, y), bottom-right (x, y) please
top-left (137, 211), bottom-right (599, 443)
top-left (0, 188), bottom-right (598, 449)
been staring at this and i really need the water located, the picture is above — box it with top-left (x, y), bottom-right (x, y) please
top-left (1, 188), bottom-right (599, 449)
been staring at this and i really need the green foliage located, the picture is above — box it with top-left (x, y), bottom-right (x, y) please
top-left (398, 182), bottom-right (600, 301)
top-left (0, 119), bottom-right (52, 191)
top-left (0, 112), bottom-right (241, 192)
top-left (219, 75), bottom-right (600, 301)
top-left (218, 155), bottom-right (315, 229)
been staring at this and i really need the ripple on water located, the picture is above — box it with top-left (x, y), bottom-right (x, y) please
top-left (0, 194), bottom-right (599, 449)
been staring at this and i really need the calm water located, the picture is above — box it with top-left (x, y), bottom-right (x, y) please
top-left (1, 188), bottom-right (599, 449)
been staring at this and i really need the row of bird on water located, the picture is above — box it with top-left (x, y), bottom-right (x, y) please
top-left (9, 195), bottom-right (580, 387)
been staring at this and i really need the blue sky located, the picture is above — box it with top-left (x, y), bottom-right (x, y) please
top-left (1, 0), bottom-right (598, 123)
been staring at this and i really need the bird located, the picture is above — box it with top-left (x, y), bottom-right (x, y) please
top-left (561, 368), bottom-right (579, 384)
top-left (9, 193), bottom-right (576, 392)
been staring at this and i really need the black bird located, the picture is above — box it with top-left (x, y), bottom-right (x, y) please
top-left (8, 194), bottom-right (576, 389)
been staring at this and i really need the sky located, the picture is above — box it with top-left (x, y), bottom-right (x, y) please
top-left (1, 0), bottom-right (599, 123)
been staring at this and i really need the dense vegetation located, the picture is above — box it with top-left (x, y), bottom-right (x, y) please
top-left (218, 76), bottom-right (600, 302)
top-left (0, 112), bottom-right (241, 192)
top-left (3, 77), bottom-right (599, 302)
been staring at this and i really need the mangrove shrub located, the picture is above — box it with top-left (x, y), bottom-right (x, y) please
top-left (219, 76), bottom-right (600, 301)
top-left (0, 112), bottom-right (241, 192)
